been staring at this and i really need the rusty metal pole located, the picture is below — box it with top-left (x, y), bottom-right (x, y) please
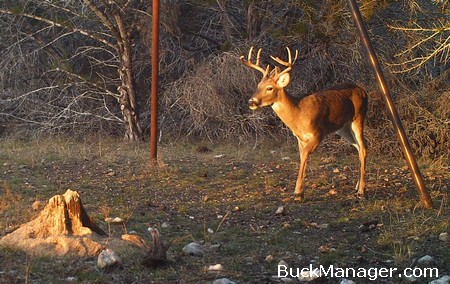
top-left (346, 0), bottom-right (434, 208)
top-left (150, 0), bottom-right (160, 162)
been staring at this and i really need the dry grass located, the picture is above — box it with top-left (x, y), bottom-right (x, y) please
top-left (0, 137), bottom-right (449, 283)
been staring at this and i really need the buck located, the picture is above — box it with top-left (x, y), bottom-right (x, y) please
top-left (241, 47), bottom-right (368, 202)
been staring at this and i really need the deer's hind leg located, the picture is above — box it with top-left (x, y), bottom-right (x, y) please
top-left (336, 122), bottom-right (367, 197)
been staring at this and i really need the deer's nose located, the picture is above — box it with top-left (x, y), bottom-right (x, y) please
top-left (249, 98), bottom-right (260, 110)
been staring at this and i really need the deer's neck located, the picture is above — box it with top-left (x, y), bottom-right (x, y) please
top-left (271, 90), bottom-right (300, 128)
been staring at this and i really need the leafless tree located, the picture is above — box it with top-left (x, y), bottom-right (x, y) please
top-left (388, 0), bottom-right (449, 75)
top-left (0, 0), bottom-right (147, 140)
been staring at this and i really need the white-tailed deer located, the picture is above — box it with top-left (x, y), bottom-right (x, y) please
top-left (241, 47), bottom-right (368, 202)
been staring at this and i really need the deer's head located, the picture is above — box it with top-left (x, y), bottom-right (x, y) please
top-left (240, 47), bottom-right (298, 110)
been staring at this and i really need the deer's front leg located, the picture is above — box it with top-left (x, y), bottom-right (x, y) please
top-left (294, 136), bottom-right (320, 202)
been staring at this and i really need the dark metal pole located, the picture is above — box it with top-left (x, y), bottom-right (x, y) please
top-left (346, 0), bottom-right (433, 208)
top-left (150, 0), bottom-right (160, 161)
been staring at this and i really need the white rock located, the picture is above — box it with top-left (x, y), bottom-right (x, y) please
top-left (439, 232), bottom-right (449, 242)
top-left (429, 275), bottom-right (450, 284)
top-left (417, 255), bottom-right (435, 267)
top-left (210, 243), bottom-right (221, 250)
top-left (182, 242), bottom-right (204, 256)
top-left (97, 248), bottom-right (121, 269)
top-left (212, 278), bottom-right (235, 284)
top-left (340, 279), bottom-right (356, 284)
top-left (207, 228), bottom-right (214, 234)
top-left (207, 264), bottom-right (225, 272)
top-left (275, 206), bottom-right (285, 215)
top-left (278, 259), bottom-right (288, 267)
top-left (298, 268), bottom-right (322, 282)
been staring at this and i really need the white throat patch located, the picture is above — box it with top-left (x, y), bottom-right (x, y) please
top-left (271, 102), bottom-right (282, 112)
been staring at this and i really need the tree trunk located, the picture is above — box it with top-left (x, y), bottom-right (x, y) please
top-left (83, 0), bottom-right (143, 141)
top-left (118, 61), bottom-right (143, 141)
top-left (115, 11), bottom-right (143, 141)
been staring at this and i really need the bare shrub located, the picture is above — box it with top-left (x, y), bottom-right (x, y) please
top-left (160, 51), bottom-right (283, 141)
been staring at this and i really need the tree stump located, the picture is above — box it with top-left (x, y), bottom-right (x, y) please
top-left (0, 189), bottom-right (106, 256)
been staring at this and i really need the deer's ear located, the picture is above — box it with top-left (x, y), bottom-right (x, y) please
top-left (276, 73), bottom-right (291, 88)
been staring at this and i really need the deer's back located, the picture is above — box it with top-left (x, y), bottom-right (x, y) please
top-left (297, 84), bottom-right (367, 134)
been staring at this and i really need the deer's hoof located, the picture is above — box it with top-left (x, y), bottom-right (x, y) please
top-left (356, 191), bottom-right (367, 200)
top-left (293, 194), bottom-right (304, 202)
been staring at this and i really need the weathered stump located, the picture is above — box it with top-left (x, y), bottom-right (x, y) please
top-left (0, 189), bottom-right (105, 256)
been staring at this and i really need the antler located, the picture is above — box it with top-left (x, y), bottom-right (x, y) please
top-left (270, 47), bottom-right (298, 77)
top-left (240, 46), bottom-right (270, 77)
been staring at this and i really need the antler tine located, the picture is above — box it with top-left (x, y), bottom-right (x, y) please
top-left (286, 47), bottom-right (292, 65)
top-left (247, 46), bottom-right (254, 61)
top-left (240, 46), bottom-right (269, 77)
top-left (270, 47), bottom-right (298, 67)
top-left (255, 48), bottom-right (262, 66)
top-left (292, 48), bottom-right (299, 65)
top-left (269, 47), bottom-right (298, 77)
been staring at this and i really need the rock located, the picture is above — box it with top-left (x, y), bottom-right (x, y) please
top-left (316, 223), bottom-right (329, 229)
top-left (429, 275), bottom-right (450, 284)
top-left (439, 232), bottom-right (449, 242)
top-left (417, 255), bottom-right (435, 267)
top-left (207, 228), bottom-right (214, 234)
top-left (328, 189), bottom-right (338, 195)
top-left (210, 243), bottom-right (221, 250)
top-left (278, 259), bottom-right (288, 267)
top-left (404, 275), bottom-right (418, 283)
top-left (275, 206), bottom-right (286, 215)
top-left (97, 248), bottom-right (121, 269)
top-left (265, 255), bottom-right (274, 262)
top-left (282, 223), bottom-right (291, 229)
top-left (182, 242), bottom-right (204, 256)
top-left (212, 278), bottom-right (235, 284)
top-left (297, 268), bottom-right (322, 282)
top-left (207, 264), bottom-right (225, 272)
top-left (340, 279), bottom-right (356, 284)
top-left (318, 245), bottom-right (331, 253)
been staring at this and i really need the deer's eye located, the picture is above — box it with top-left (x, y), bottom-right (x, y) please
top-left (266, 86), bottom-right (274, 91)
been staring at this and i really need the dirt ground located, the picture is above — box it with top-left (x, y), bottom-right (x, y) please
top-left (0, 137), bottom-right (449, 283)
